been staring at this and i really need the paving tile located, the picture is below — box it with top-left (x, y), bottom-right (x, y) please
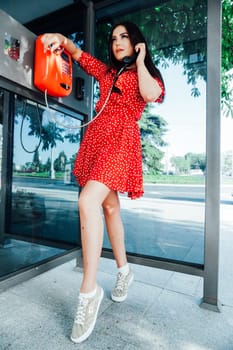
top-left (165, 271), bottom-right (202, 296)
top-left (1, 237), bottom-right (233, 350)
top-left (144, 289), bottom-right (233, 350)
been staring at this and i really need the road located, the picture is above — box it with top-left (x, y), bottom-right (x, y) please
top-left (13, 176), bottom-right (233, 203)
top-left (144, 183), bottom-right (233, 204)
top-left (10, 177), bottom-right (233, 266)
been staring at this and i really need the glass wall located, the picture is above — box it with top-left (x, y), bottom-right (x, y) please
top-left (0, 2), bottom-right (89, 283)
top-left (0, 89), bottom-right (3, 227)
top-left (0, 92), bottom-right (82, 279)
top-left (0, 90), bottom-right (2, 191)
top-left (96, 0), bottom-right (207, 266)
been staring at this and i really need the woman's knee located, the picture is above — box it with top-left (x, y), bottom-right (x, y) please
top-left (78, 192), bottom-right (89, 214)
top-left (78, 181), bottom-right (110, 214)
top-left (102, 197), bottom-right (120, 217)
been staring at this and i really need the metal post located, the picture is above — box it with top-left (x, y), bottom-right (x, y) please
top-left (85, 0), bottom-right (95, 121)
top-left (0, 91), bottom-right (10, 245)
top-left (200, 0), bottom-right (222, 311)
top-left (75, 0), bottom-right (95, 269)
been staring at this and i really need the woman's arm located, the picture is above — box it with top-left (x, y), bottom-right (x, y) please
top-left (41, 33), bottom-right (82, 62)
top-left (135, 43), bottom-right (162, 103)
top-left (41, 33), bottom-right (108, 81)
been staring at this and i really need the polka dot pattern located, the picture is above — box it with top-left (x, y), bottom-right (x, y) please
top-left (73, 52), bottom-right (164, 199)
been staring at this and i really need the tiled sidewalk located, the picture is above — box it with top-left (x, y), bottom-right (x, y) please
top-left (0, 241), bottom-right (233, 350)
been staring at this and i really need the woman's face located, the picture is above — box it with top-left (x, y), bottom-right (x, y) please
top-left (111, 25), bottom-right (135, 62)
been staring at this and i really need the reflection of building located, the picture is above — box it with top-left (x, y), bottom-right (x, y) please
top-left (162, 146), bottom-right (176, 175)
top-left (64, 163), bottom-right (76, 185)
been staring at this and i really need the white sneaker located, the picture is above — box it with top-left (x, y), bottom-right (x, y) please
top-left (70, 285), bottom-right (104, 343)
top-left (111, 269), bottom-right (134, 302)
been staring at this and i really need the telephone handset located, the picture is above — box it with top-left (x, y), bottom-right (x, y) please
top-left (115, 51), bottom-right (139, 81)
top-left (122, 51), bottom-right (139, 66)
top-left (34, 35), bottom-right (72, 97)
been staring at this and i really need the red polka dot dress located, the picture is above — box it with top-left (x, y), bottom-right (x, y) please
top-left (73, 52), bottom-right (164, 199)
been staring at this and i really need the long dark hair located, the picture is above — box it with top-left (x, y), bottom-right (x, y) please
top-left (108, 21), bottom-right (165, 89)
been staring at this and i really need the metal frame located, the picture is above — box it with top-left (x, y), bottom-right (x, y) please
top-left (0, 249), bottom-right (82, 293)
top-left (102, 250), bottom-right (204, 277)
top-left (84, 0), bottom-right (95, 121)
top-left (0, 78), bottom-right (85, 120)
top-left (200, 0), bottom-right (222, 311)
top-left (0, 90), bottom-right (10, 245)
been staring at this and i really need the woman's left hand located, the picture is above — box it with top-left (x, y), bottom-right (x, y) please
top-left (135, 43), bottom-right (146, 65)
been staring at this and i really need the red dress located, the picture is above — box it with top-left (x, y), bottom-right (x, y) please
top-left (73, 52), bottom-right (164, 199)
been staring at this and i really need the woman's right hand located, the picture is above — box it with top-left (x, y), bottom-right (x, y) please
top-left (41, 33), bottom-right (66, 52)
top-left (40, 33), bottom-right (82, 61)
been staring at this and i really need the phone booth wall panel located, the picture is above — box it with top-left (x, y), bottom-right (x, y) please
top-left (0, 9), bottom-right (90, 116)
top-left (0, 9), bottom-right (90, 288)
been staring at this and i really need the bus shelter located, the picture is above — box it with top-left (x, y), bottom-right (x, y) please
top-left (0, 0), bottom-right (221, 310)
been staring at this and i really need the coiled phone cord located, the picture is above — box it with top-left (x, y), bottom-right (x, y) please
top-left (44, 64), bottom-right (127, 130)
top-left (20, 100), bottom-right (42, 153)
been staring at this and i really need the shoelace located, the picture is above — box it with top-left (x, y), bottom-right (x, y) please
top-left (74, 297), bottom-right (89, 325)
top-left (115, 272), bottom-right (127, 291)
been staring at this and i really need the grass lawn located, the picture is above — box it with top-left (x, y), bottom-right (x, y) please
top-left (143, 174), bottom-right (205, 184)
top-left (14, 173), bottom-right (233, 185)
top-left (144, 174), bottom-right (233, 185)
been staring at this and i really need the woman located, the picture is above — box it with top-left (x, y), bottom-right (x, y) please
top-left (42, 21), bottom-right (165, 344)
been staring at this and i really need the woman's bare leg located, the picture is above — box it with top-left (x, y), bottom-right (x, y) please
top-left (78, 180), bottom-right (110, 293)
top-left (102, 191), bottom-right (127, 268)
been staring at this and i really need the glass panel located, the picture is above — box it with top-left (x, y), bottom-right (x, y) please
top-left (0, 94), bottom-right (82, 279)
top-left (0, 89), bottom-right (3, 223)
top-left (96, 0), bottom-right (207, 265)
top-left (0, 90), bottom-right (2, 191)
top-left (0, 88), bottom-right (5, 250)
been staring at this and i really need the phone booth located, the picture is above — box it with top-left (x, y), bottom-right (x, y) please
top-left (0, 0), bottom-right (222, 312)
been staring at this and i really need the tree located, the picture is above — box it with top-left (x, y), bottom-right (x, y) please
top-left (54, 151), bottom-right (67, 172)
top-left (44, 157), bottom-right (51, 173)
top-left (95, 1), bottom-right (208, 174)
top-left (40, 121), bottom-right (64, 179)
top-left (185, 152), bottom-right (206, 172)
top-left (96, 0), bottom-right (233, 115)
top-left (96, 0), bottom-right (207, 96)
top-left (139, 105), bottom-right (167, 174)
top-left (32, 149), bottom-right (41, 172)
top-left (222, 150), bottom-right (233, 176)
top-left (15, 99), bottom-right (82, 178)
top-left (170, 156), bottom-right (190, 175)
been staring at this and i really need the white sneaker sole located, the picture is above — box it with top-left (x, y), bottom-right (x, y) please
top-left (111, 273), bottom-right (134, 302)
top-left (70, 287), bottom-right (104, 344)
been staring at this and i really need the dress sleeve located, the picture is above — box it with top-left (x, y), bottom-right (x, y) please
top-left (78, 51), bottom-right (109, 81)
top-left (154, 77), bottom-right (165, 103)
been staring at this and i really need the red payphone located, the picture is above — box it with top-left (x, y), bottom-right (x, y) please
top-left (34, 35), bottom-right (72, 97)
